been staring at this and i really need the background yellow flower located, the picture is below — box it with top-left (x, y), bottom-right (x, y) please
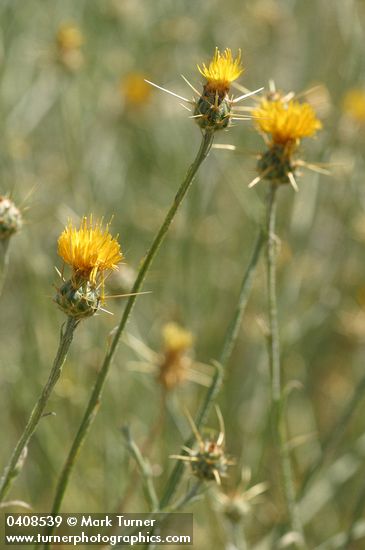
top-left (254, 99), bottom-right (322, 144)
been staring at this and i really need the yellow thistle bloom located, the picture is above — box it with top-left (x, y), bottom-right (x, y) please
top-left (56, 23), bottom-right (84, 52)
top-left (158, 323), bottom-right (194, 391)
top-left (343, 88), bottom-right (365, 123)
top-left (163, 322), bottom-right (193, 353)
top-left (253, 99), bottom-right (322, 145)
top-left (58, 216), bottom-right (122, 286)
top-left (198, 48), bottom-right (244, 95)
top-left (120, 72), bottom-right (152, 107)
top-left (249, 90), bottom-right (324, 190)
top-left (56, 22), bottom-right (84, 71)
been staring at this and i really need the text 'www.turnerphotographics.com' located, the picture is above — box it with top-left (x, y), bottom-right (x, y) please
top-left (4, 513), bottom-right (193, 546)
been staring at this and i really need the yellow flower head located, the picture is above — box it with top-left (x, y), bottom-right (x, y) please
top-left (157, 323), bottom-right (193, 391)
top-left (253, 99), bottom-right (322, 145)
top-left (56, 23), bottom-right (84, 52)
top-left (343, 89), bottom-right (365, 123)
top-left (58, 216), bottom-right (122, 286)
top-left (198, 48), bottom-right (244, 95)
top-left (163, 322), bottom-right (193, 353)
top-left (120, 72), bottom-right (152, 107)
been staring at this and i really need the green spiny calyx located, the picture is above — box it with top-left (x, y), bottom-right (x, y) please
top-left (257, 144), bottom-right (296, 185)
top-left (55, 279), bottom-right (100, 319)
top-left (194, 89), bottom-right (231, 131)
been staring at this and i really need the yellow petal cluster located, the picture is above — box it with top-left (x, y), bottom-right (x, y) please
top-left (58, 216), bottom-right (122, 285)
top-left (343, 89), bottom-right (365, 123)
top-left (163, 322), bottom-right (193, 353)
top-left (198, 48), bottom-right (244, 94)
top-left (158, 323), bottom-right (193, 391)
top-left (253, 99), bottom-right (322, 145)
top-left (120, 72), bottom-right (152, 107)
top-left (56, 23), bottom-right (83, 52)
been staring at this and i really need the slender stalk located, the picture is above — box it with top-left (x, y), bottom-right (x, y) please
top-left (266, 183), bottom-right (305, 547)
top-left (131, 482), bottom-right (203, 550)
top-left (219, 228), bottom-right (265, 367)
top-left (0, 239), bottom-right (10, 298)
top-left (121, 425), bottom-right (159, 513)
top-left (159, 226), bottom-right (265, 511)
top-left (230, 522), bottom-right (248, 550)
top-left (114, 392), bottom-right (165, 515)
top-left (0, 316), bottom-right (78, 501)
top-left (168, 480), bottom-right (202, 512)
top-left (47, 131), bottom-right (214, 523)
top-left (267, 184), bottom-right (280, 404)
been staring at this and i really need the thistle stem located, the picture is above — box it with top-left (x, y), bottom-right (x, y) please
top-left (0, 239), bottom-right (10, 298)
top-left (121, 426), bottom-right (159, 513)
top-left (266, 183), bottom-right (305, 547)
top-left (0, 316), bottom-right (78, 502)
top-left (47, 131), bottom-right (214, 524)
top-left (160, 226), bottom-right (265, 510)
top-left (133, 481), bottom-right (203, 550)
top-left (219, 228), bottom-right (265, 367)
top-left (230, 522), bottom-right (248, 550)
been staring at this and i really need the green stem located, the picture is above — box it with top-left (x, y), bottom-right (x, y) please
top-left (168, 480), bottom-right (202, 512)
top-left (230, 522), bottom-right (248, 550)
top-left (135, 482), bottom-right (203, 550)
top-left (0, 239), bottom-right (10, 298)
top-left (0, 316), bottom-right (77, 502)
top-left (121, 426), bottom-right (159, 513)
top-left (266, 183), bottom-right (305, 547)
top-left (219, 228), bottom-right (265, 367)
top-left (46, 131), bottom-right (214, 525)
top-left (159, 227), bottom-right (265, 510)
top-left (267, 185), bottom-right (280, 404)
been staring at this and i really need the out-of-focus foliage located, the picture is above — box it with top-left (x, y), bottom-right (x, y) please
top-left (1, 0), bottom-right (365, 547)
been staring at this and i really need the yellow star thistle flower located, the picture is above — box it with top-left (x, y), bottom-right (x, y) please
top-left (58, 216), bottom-right (122, 286)
top-left (253, 99), bottom-right (322, 146)
top-left (145, 47), bottom-right (259, 133)
top-left (163, 322), bottom-right (193, 353)
top-left (56, 22), bottom-right (84, 72)
top-left (343, 88), bottom-right (365, 123)
top-left (249, 91), bottom-right (324, 190)
top-left (56, 217), bottom-right (123, 319)
top-left (198, 48), bottom-right (244, 96)
top-left (158, 323), bottom-right (194, 391)
top-left (56, 23), bottom-right (84, 53)
top-left (120, 72), bottom-right (152, 108)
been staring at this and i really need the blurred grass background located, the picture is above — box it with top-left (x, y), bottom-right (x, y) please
top-left (1, 0), bottom-right (365, 547)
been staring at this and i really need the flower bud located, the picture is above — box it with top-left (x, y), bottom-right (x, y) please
top-left (190, 438), bottom-right (231, 482)
top-left (257, 144), bottom-right (295, 185)
top-left (55, 279), bottom-right (100, 319)
top-left (194, 91), bottom-right (231, 131)
top-left (0, 196), bottom-right (22, 240)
